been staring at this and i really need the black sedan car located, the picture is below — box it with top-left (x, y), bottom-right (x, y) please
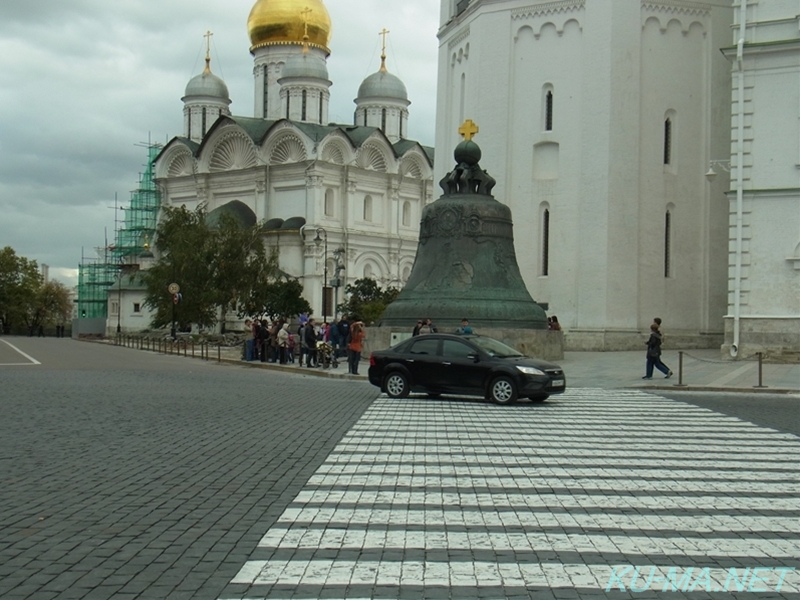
top-left (368, 333), bottom-right (566, 404)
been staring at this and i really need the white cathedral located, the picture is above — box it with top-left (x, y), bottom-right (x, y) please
top-left (150, 0), bottom-right (434, 326)
top-left (436, 0), bottom-right (800, 357)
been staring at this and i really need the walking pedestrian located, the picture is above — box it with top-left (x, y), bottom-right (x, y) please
top-left (643, 323), bottom-right (673, 379)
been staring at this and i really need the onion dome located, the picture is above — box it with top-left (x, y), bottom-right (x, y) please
top-left (248, 0), bottom-right (331, 54)
top-left (183, 57), bottom-right (230, 101)
top-left (357, 64), bottom-right (407, 102)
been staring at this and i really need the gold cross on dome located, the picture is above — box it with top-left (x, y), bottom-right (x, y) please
top-left (301, 7), bottom-right (313, 37)
top-left (204, 30), bottom-right (213, 58)
top-left (458, 119), bottom-right (479, 141)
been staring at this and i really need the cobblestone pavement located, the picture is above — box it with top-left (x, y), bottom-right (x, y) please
top-left (2, 338), bottom-right (800, 599)
top-left (223, 390), bottom-right (800, 599)
top-left (0, 338), bottom-right (378, 600)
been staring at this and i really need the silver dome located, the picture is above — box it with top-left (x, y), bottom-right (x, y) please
top-left (280, 51), bottom-right (330, 81)
top-left (357, 69), bottom-right (408, 101)
top-left (184, 69), bottom-right (230, 100)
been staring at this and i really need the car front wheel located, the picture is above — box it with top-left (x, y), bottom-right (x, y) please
top-left (384, 371), bottom-right (410, 399)
top-left (490, 376), bottom-right (518, 405)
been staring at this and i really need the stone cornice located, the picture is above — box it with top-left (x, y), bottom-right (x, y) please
top-left (512, 0), bottom-right (584, 20)
top-left (641, 0), bottom-right (711, 19)
top-left (448, 26), bottom-right (471, 49)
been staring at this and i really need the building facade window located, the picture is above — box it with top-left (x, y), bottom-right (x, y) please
top-left (111, 301), bottom-right (119, 316)
top-left (363, 264), bottom-right (373, 278)
top-left (542, 208), bottom-right (550, 276)
top-left (301, 90), bottom-right (307, 121)
top-left (663, 118), bottom-right (672, 165)
top-left (319, 91), bottom-right (323, 124)
top-left (363, 195), bottom-right (373, 221)
top-left (263, 65), bottom-right (269, 116)
top-left (324, 188), bottom-right (334, 216)
top-left (202, 108), bottom-right (207, 136)
top-left (402, 201), bottom-right (411, 227)
top-left (381, 109), bottom-right (387, 133)
top-left (133, 303), bottom-right (141, 314)
top-left (545, 90), bottom-right (554, 131)
top-left (664, 210), bottom-right (672, 278)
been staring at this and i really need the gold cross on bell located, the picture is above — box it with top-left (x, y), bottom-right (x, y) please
top-left (458, 119), bottom-right (479, 141)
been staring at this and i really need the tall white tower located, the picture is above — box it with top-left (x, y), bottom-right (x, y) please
top-left (435, 0), bottom-right (734, 351)
top-left (247, 0), bottom-right (332, 120)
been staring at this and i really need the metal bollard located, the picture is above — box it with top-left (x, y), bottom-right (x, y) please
top-left (754, 352), bottom-right (768, 388)
top-left (674, 351), bottom-right (687, 387)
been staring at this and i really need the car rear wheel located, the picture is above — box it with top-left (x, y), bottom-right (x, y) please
top-left (490, 376), bottom-right (518, 405)
top-left (384, 372), bottom-right (410, 399)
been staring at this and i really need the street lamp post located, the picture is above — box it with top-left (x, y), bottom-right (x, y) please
top-left (313, 228), bottom-right (329, 322)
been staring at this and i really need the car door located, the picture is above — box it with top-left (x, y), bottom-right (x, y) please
top-left (404, 337), bottom-right (442, 391)
top-left (440, 339), bottom-right (485, 394)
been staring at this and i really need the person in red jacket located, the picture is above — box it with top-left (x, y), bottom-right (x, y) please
top-left (347, 321), bottom-right (366, 375)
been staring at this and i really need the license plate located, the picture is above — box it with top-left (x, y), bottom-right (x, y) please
top-left (551, 379), bottom-right (565, 387)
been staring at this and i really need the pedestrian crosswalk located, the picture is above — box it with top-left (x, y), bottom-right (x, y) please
top-left (221, 389), bottom-right (800, 599)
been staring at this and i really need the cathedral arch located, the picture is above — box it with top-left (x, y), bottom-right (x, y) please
top-left (266, 134), bottom-right (308, 165)
top-left (399, 155), bottom-right (424, 179)
top-left (357, 144), bottom-right (389, 172)
top-left (354, 252), bottom-right (389, 281)
top-left (167, 151), bottom-right (195, 178)
top-left (208, 132), bottom-right (258, 173)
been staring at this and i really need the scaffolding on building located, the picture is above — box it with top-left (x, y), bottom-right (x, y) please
top-left (75, 143), bottom-right (162, 320)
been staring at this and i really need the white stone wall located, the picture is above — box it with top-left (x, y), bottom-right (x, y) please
top-left (436, 0), bottom-right (733, 350)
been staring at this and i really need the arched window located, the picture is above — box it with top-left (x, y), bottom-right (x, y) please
top-left (542, 208), bottom-right (550, 276)
top-left (201, 108), bottom-right (207, 136)
top-left (301, 90), bottom-right (307, 121)
top-left (363, 195), bottom-right (373, 221)
top-left (319, 91), bottom-right (323, 124)
top-left (399, 115), bottom-right (404, 138)
top-left (545, 91), bottom-right (554, 131)
top-left (286, 95), bottom-right (290, 119)
top-left (664, 210), bottom-right (672, 278)
top-left (664, 118), bottom-right (672, 165)
top-left (363, 111), bottom-right (367, 127)
top-left (402, 266), bottom-right (411, 281)
top-left (364, 264), bottom-right (373, 278)
top-left (324, 189), bottom-right (334, 217)
top-left (381, 109), bottom-right (387, 133)
top-left (402, 201), bottom-right (411, 227)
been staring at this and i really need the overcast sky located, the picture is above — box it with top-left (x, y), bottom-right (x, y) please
top-left (0, 0), bottom-right (441, 287)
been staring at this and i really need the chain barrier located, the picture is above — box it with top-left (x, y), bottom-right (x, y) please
top-left (674, 350), bottom-right (768, 389)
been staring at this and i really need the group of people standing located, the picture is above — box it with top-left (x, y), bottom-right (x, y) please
top-left (244, 316), bottom-right (366, 375)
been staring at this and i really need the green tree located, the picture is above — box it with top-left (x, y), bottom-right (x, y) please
top-left (143, 205), bottom-right (218, 330)
top-left (0, 246), bottom-right (42, 332)
top-left (241, 277), bottom-right (312, 322)
top-left (211, 213), bottom-right (275, 331)
top-left (338, 278), bottom-right (399, 325)
top-left (28, 281), bottom-right (73, 331)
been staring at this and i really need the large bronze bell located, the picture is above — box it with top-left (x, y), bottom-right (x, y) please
top-left (380, 123), bottom-right (548, 330)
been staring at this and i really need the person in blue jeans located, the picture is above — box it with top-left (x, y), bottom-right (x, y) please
top-left (643, 323), bottom-right (673, 379)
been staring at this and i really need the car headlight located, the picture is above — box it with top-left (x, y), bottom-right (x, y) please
top-left (516, 365), bottom-right (545, 376)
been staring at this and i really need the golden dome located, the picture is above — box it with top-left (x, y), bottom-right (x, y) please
top-left (248, 0), bottom-right (331, 54)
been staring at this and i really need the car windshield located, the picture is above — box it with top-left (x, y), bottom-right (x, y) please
top-left (470, 336), bottom-right (524, 358)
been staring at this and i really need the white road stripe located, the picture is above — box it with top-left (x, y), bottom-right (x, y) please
top-left (221, 390), bottom-right (800, 598)
top-left (0, 339), bottom-right (41, 365)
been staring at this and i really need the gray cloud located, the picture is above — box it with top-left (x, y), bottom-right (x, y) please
top-left (0, 1), bottom-right (440, 287)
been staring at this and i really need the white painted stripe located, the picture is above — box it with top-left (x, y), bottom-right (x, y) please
top-left (231, 559), bottom-right (800, 591)
top-left (0, 339), bottom-right (41, 365)
top-left (256, 528), bottom-right (800, 559)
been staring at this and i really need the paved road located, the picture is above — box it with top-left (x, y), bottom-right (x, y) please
top-left (2, 338), bottom-right (799, 599)
top-left (0, 337), bottom-right (378, 599)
